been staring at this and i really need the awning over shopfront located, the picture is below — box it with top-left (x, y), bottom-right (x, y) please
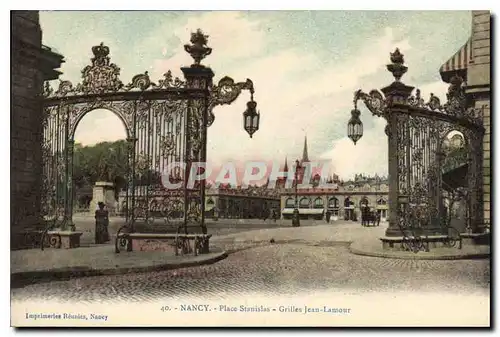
top-left (281, 208), bottom-right (325, 215)
top-left (439, 38), bottom-right (472, 83)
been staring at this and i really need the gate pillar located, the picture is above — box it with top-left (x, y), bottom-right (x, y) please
top-left (380, 81), bottom-right (414, 237)
top-left (181, 64), bottom-right (214, 235)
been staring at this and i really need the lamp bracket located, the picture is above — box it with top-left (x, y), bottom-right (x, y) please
top-left (353, 89), bottom-right (388, 118)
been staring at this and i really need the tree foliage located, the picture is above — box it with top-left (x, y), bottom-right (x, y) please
top-left (72, 140), bottom-right (163, 192)
top-left (73, 140), bottom-right (129, 190)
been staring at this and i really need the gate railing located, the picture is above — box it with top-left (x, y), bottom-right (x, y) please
top-left (396, 201), bottom-right (430, 253)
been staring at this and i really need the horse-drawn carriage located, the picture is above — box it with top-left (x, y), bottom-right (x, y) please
top-left (361, 208), bottom-right (380, 227)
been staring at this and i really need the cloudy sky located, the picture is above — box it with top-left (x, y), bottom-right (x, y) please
top-left (40, 11), bottom-right (472, 180)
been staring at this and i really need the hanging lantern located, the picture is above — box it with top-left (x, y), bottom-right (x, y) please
top-left (243, 99), bottom-right (260, 138)
top-left (347, 108), bottom-right (363, 145)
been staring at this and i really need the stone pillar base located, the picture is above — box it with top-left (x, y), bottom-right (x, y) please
top-left (46, 231), bottom-right (83, 249)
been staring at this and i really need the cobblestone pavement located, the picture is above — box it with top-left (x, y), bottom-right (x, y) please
top-left (11, 239), bottom-right (490, 304)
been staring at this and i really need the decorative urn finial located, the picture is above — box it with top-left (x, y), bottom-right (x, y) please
top-left (184, 29), bottom-right (213, 67)
top-left (386, 48), bottom-right (408, 82)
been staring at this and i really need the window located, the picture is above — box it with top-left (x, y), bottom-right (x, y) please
top-left (329, 197), bottom-right (339, 208)
top-left (285, 198), bottom-right (295, 207)
top-left (377, 198), bottom-right (386, 205)
top-left (313, 197), bottom-right (324, 209)
top-left (299, 197), bottom-right (310, 208)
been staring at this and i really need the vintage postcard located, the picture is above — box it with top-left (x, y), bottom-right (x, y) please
top-left (10, 9), bottom-right (491, 327)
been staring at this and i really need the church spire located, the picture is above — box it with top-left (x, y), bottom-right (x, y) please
top-left (302, 135), bottom-right (309, 162)
top-left (283, 156), bottom-right (289, 172)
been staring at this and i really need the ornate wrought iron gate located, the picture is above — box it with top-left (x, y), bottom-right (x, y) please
top-left (41, 30), bottom-right (256, 239)
top-left (351, 49), bottom-right (485, 250)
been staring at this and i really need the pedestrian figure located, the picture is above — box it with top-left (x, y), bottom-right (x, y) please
top-left (376, 211), bottom-right (381, 226)
top-left (326, 210), bottom-right (332, 223)
top-left (272, 209), bottom-right (278, 222)
top-left (95, 202), bottom-right (109, 244)
top-left (213, 206), bottom-right (219, 221)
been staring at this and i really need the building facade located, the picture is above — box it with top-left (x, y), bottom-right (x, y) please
top-left (280, 175), bottom-right (389, 222)
top-left (439, 10), bottom-right (491, 231)
top-left (276, 137), bottom-right (389, 222)
top-left (11, 11), bottom-right (64, 249)
top-left (205, 185), bottom-right (281, 219)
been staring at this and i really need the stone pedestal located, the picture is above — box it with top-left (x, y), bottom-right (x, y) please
top-left (46, 231), bottom-right (83, 249)
top-left (90, 182), bottom-right (117, 214)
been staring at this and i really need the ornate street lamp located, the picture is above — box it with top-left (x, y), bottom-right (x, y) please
top-left (208, 75), bottom-right (260, 139)
top-left (243, 91), bottom-right (260, 138)
top-left (345, 48), bottom-right (485, 250)
top-left (292, 159), bottom-right (301, 227)
top-left (347, 107), bottom-right (363, 145)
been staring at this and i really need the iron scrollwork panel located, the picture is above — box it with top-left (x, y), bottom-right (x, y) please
top-left (184, 97), bottom-right (206, 231)
top-left (132, 99), bottom-right (187, 227)
top-left (395, 110), bottom-right (445, 239)
top-left (41, 105), bottom-right (67, 223)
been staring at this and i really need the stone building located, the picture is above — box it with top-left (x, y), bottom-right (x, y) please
top-left (205, 185), bottom-right (281, 219)
top-left (11, 11), bottom-right (64, 249)
top-left (277, 137), bottom-right (388, 221)
top-left (280, 175), bottom-right (389, 222)
top-left (439, 10), bottom-right (491, 231)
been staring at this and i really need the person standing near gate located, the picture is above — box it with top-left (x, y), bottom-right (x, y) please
top-left (95, 202), bottom-right (109, 244)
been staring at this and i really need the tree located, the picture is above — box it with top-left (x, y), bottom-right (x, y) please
top-left (72, 140), bottom-right (129, 192)
top-left (72, 140), bottom-right (163, 192)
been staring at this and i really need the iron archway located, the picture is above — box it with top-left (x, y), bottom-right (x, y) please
top-left (41, 30), bottom-right (257, 243)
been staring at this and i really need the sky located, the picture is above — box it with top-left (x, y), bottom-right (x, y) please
top-left (40, 10), bottom-right (472, 180)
